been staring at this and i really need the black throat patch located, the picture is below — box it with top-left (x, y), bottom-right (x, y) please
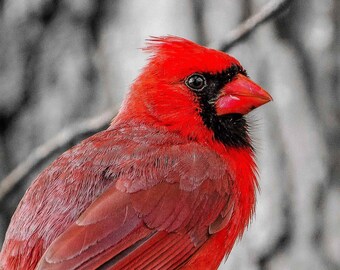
top-left (193, 65), bottom-right (251, 148)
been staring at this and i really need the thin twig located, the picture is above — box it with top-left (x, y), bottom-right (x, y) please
top-left (0, 109), bottom-right (116, 202)
top-left (0, 0), bottom-right (293, 203)
top-left (217, 0), bottom-right (293, 51)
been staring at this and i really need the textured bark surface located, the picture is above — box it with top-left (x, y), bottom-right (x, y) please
top-left (0, 1), bottom-right (338, 269)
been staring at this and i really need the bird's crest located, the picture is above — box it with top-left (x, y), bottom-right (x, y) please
top-left (142, 35), bottom-right (241, 76)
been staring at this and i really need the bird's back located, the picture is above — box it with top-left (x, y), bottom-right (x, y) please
top-left (0, 120), bottom-right (236, 270)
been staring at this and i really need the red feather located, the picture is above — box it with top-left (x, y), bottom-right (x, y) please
top-left (0, 36), bottom-right (271, 270)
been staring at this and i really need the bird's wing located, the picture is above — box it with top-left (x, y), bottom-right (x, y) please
top-left (36, 181), bottom-right (231, 270)
top-left (36, 127), bottom-right (234, 270)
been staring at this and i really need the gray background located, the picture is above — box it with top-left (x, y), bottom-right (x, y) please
top-left (0, 0), bottom-right (339, 269)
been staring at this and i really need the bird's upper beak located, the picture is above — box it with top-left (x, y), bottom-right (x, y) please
top-left (215, 74), bottom-right (272, 116)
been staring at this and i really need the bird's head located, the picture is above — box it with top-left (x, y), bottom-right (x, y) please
top-left (121, 36), bottom-right (272, 147)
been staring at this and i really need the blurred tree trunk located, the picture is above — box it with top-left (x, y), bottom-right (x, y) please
top-left (0, 1), bottom-right (338, 269)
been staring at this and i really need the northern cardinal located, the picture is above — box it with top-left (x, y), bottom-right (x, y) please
top-left (0, 36), bottom-right (271, 270)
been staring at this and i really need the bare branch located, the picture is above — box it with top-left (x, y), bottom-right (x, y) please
top-left (0, 109), bottom-right (117, 202)
top-left (0, 0), bottom-right (293, 203)
top-left (217, 0), bottom-right (293, 51)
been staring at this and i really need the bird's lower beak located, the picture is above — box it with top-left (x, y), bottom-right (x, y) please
top-left (215, 74), bottom-right (272, 116)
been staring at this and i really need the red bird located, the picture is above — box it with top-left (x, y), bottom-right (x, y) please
top-left (0, 36), bottom-right (271, 270)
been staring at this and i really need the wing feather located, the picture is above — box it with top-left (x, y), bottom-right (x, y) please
top-left (36, 186), bottom-right (151, 269)
top-left (109, 232), bottom-right (198, 270)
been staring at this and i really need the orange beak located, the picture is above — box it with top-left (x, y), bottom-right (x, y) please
top-left (215, 74), bottom-right (272, 115)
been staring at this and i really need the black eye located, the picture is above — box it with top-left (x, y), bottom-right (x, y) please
top-left (185, 74), bottom-right (206, 91)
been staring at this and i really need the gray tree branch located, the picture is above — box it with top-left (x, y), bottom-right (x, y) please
top-left (0, 109), bottom-right (116, 202)
top-left (217, 0), bottom-right (293, 51)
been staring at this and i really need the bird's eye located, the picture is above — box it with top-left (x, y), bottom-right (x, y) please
top-left (185, 74), bottom-right (206, 91)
